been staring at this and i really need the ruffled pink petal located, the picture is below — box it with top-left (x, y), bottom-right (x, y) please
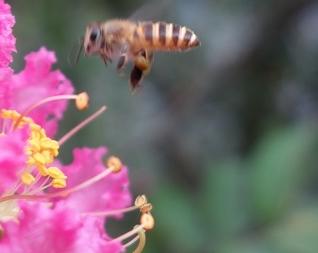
top-left (0, 201), bottom-right (123, 253)
top-left (0, 0), bottom-right (16, 68)
top-left (59, 147), bottom-right (132, 216)
top-left (0, 47), bottom-right (74, 137)
top-left (0, 127), bottom-right (28, 195)
top-left (0, 67), bottom-right (12, 108)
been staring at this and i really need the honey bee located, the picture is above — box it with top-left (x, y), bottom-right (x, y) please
top-left (82, 19), bottom-right (200, 90)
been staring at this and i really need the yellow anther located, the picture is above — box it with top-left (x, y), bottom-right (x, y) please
top-left (47, 167), bottom-right (67, 179)
top-left (25, 147), bottom-right (32, 156)
top-left (38, 165), bottom-right (49, 176)
top-left (52, 178), bottom-right (67, 188)
top-left (135, 195), bottom-right (148, 208)
top-left (75, 92), bottom-right (89, 110)
top-left (50, 140), bottom-right (59, 149)
top-left (27, 157), bottom-right (35, 165)
top-left (1, 109), bottom-right (12, 118)
top-left (41, 150), bottom-right (54, 164)
top-left (0, 109), bottom-right (64, 190)
top-left (40, 138), bottom-right (58, 149)
top-left (33, 152), bottom-right (46, 165)
top-left (21, 172), bottom-right (35, 186)
top-left (30, 123), bottom-right (42, 132)
top-left (53, 149), bottom-right (59, 157)
top-left (31, 131), bottom-right (41, 141)
top-left (106, 156), bottom-right (123, 173)
top-left (28, 139), bottom-right (41, 152)
top-left (140, 213), bottom-right (155, 231)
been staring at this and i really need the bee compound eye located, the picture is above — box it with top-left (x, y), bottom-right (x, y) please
top-left (90, 28), bottom-right (100, 42)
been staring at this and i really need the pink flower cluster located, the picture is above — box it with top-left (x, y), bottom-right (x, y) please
top-left (0, 1), bottom-right (140, 252)
top-left (0, 0), bottom-right (15, 69)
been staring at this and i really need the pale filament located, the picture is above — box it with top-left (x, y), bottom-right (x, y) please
top-left (81, 205), bottom-right (138, 217)
top-left (0, 165), bottom-right (113, 203)
top-left (58, 105), bottom-right (106, 145)
top-left (112, 225), bottom-right (147, 253)
top-left (28, 176), bottom-right (51, 195)
top-left (132, 229), bottom-right (146, 253)
top-left (49, 167), bottom-right (112, 197)
top-left (13, 94), bottom-right (79, 130)
top-left (124, 235), bottom-right (140, 248)
top-left (112, 225), bottom-right (144, 243)
top-left (1, 118), bottom-right (10, 134)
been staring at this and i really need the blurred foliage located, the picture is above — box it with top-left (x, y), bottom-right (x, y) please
top-left (9, 0), bottom-right (318, 252)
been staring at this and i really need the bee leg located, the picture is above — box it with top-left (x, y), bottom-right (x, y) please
top-left (145, 51), bottom-right (154, 74)
top-left (134, 50), bottom-right (149, 71)
top-left (130, 65), bottom-right (143, 91)
top-left (100, 54), bottom-right (112, 66)
top-left (129, 49), bottom-right (154, 91)
top-left (117, 54), bottom-right (128, 72)
top-left (100, 54), bottom-right (108, 66)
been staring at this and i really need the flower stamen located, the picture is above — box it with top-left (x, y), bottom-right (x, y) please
top-left (13, 93), bottom-right (90, 130)
top-left (75, 92), bottom-right (89, 110)
top-left (122, 227), bottom-right (146, 253)
top-left (81, 195), bottom-right (151, 217)
top-left (49, 163), bottom-right (113, 197)
top-left (20, 172), bottom-right (35, 186)
top-left (0, 155), bottom-right (122, 203)
top-left (112, 215), bottom-right (153, 252)
top-left (81, 205), bottom-right (138, 217)
top-left (111, 206), bottom-right (155, 253)
top-left (58, 105), bottom-right (106, 145)
top-left (112, 225), bottom-right (144, 243)
top-left (106, 156), bottom-right (123, 173)
top-left (123, 234), bottom-right (140, 248)
top-left (0, 109), bottom-right (65, 193)
top-left (132, 228), bottom-right (146, 253)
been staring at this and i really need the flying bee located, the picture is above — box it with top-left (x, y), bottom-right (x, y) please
top-left (82, 19), bottom-right (200, 90)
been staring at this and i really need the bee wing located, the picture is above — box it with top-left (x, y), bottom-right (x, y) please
top-left (129, 0), bottom-right (171, 21)
top-left (67, 37), bottom-right (84, 66)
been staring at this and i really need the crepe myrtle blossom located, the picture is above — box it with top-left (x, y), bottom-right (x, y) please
top-left (0, 0), bottom-right (15, 69)
top-left (0, 1), bottom-right (154, 252)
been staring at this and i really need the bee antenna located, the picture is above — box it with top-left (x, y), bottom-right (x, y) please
top-left (68, 36), bottom-right (84, 66)
top-left (75, 37), bottom-right (84, 64)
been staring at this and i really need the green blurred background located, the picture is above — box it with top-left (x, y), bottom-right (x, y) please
top-left (9, 0), bottom-right (318, 252)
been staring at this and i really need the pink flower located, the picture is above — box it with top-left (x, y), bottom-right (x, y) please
top-left (0, 127), bottom-right (28, 195)
top-left (0, 47), bottom-right (74, 137)
top-left (59, 147), bottom-right (132, 216)
top-left (0, 202), bottom-right (123, 253)
top-left (0, 1), bottom-right (153, 252)
top-left (0, 0), bottom-right (15, 69)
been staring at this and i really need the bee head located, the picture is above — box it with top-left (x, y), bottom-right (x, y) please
top-left (84, 23), bottom-right (102, 55)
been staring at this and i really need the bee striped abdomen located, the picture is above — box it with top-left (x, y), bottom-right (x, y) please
top-left (137, 21), bottom-right (200, 51)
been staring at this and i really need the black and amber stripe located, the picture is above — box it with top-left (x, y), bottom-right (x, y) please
top-left (135, 21), bottom-right (200, 51)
